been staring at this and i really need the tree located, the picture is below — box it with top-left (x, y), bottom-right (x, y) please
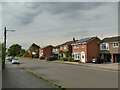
top-left (19, 49), bottom-right (26, 57)
top-left (8, 44), bottom-right (22, 56)
top-left (0, 42), bottom-right (2, 57)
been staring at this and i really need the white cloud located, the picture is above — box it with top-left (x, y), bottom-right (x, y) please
top-left (1, 2), bottom-right (118, 49)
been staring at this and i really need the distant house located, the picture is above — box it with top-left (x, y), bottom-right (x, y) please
top-left (72, 37), bottom-right (100, 63)
top-left (39, 45), bottom-right (54, 59)
top-left (26, 49), bottom-right (39, 58)
top-left (99, 36), bottom-right (120, 63)
top-left (58, 38), bottom-right (76, 58)
top-left (27, 43), bottom-right (40, 58)
top-left (52, 45), bottom-right (60, 57)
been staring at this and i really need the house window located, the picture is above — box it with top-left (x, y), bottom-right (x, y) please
top-left (60, 46), bottom-right (63, 50)
top-left (100, 43), bottom-right (109, 50)
top-left (52, 49), bottom-right (55, 52)
top-left (113, 42), bottom-right (119, 48)
top-left (64, 45), bottom-right (68, 49)
top-left (73, 45), bottom-right (79, 49)
top-left (73, 53), bottom-right (80, 60)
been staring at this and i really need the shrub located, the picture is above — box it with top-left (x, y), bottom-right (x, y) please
top-left (63, 58), bottom-right (67, 61)
top-left (67, 56), bottom-right (74, 62)
top-left (48, 57), bottom-right (52, 61)
top-left (60, 57), bottom-right (64, 61)
top-left (32, 54), bottom-right (39, 58)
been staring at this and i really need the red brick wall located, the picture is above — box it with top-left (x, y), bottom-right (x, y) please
top-left (72, 37), bottom-right (100, 62)
top-left (87, 38), bottom-right (100, 62)
top-left (43, 47), bottom-right (53, 58)
top-left (72, 44), bottom-right (87, 61)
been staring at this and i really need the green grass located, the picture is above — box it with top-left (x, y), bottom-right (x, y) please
top-left (51, 60), bottom-right (65, 62)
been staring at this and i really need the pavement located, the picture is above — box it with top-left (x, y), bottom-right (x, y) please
top-left (52, 61), bottom-right (119, 71)
top-left (21, 57), bottom-right (119, 71)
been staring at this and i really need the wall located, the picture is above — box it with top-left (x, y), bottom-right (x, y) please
top-left (87, 38), bottom-right (100, 62)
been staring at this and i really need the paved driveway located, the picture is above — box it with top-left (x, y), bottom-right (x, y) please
top-left (19, 58), bottom-right (118, 88)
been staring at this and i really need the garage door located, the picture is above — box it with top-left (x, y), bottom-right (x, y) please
top-left (116, 54), bottom-right (120, 62)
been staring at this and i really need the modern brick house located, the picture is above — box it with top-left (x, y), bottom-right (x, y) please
top-left (52, 45), bottom-right (60, 56)
top-left (58, 38), bottom-right (76, 58)
top-left (39, 45), bottom-right (54, 59)
top-left (99, 36), bottom-right (120, 63)
top-left (72, 37), bottom-right (100, 63)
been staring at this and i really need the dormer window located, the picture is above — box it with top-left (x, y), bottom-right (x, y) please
top-left (113, 42), bottom-right (119, 48)
top-left (100, 43), bottom-right (109, 50)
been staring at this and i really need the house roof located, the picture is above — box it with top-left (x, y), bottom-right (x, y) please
top-left (99, 36), bottom-right (120, 43)
top-left (72, 36), bottom-right (99, 45)
top-left (41, 45), bottom-right (54, 49)
top-left (55, 40), bottom-right (74, 48)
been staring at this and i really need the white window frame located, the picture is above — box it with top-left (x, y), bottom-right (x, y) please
top-left (100, 43), bottom-right (109, 50)
top-left (73, 45), bottom-right (79, 49)
top-left (73, 53), bottom-right (80, 60)
top-left (64, 45), bottom-right (68, 49)
top-left (60, 47), bottom-right (62, 50)
top-left (113, 42), bottom-right (119, 48)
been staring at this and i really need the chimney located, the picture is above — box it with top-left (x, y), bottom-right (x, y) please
top-left (73, 37), bottom-right (76, 42)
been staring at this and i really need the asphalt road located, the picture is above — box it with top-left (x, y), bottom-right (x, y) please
top-left (2, 60), bottom-right (55, 89)
top-left (19, 58), bottom-right (118, 88)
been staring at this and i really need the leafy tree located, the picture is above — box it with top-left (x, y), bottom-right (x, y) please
top-left (19, 49), bottom-right (26, 57)
top-left (23, 51), bottom-right (31, 57)
top-left (0, 42), bottom-right (2, 56)
top-left (8, 44), bottom-right (22, 56)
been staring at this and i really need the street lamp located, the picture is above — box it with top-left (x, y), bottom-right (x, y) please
top-left (2, 27), bottom-right (15, 69)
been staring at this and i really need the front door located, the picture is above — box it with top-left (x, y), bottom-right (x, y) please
top-left (81, 51), bottom-right (85, 63)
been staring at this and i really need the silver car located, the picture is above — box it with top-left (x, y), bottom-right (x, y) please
top-left (12, 58), bottom-right (20, 64)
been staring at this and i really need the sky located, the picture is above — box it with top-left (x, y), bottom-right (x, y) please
top-left (0, 0), bottom-right (119, 49)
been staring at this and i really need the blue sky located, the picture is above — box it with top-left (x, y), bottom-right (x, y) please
top-left (0, 0), bottom-right (119, 49)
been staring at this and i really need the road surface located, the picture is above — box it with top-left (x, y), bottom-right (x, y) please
top-left (2, 60), bottom-right (56, 89)
top-left (19, 58), bottom-right (118, 88)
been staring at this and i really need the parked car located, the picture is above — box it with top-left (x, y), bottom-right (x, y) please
top-left (40, 55), bottom-right (46, 60)
top-left (92, 57), bottom-right (103, 64)
top-left (48, 55), bottom-right (58, 61)
top-left (12, 58), bottom-right (20, 64)
top-left (97, 57), bottom-right (104, 64)
top-left (6, 56), bottom-right (13, 61)
top-left (92, 57), bottom-right (97, 63)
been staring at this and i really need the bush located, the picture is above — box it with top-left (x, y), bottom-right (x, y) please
top-left (32, 54), bottom-right (39, 58)
top-left (60, 57), bottom-right (64, 61)
top-left (63, 58), bottom-right (68, 61)
top-left (67, 56), bottom-right (74, 62)
top-left (59, 57), bottom-right (67, 61)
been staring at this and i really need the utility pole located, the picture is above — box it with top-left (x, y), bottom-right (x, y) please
top-left (2, 27), bottom-right (15, 69)
top-left (2, 27), bottom-right (6, 69)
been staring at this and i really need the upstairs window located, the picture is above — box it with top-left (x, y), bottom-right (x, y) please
top-left (100, 43), bottom-right (109, 50)
top-left (73, 45), bottom-right (79, 49)
top-left (60, 47), bottom-right (63, 50)
top-left (64, 45), bottom-right (68, 49)
top-left (113, 42), bottom-right (119, 48)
